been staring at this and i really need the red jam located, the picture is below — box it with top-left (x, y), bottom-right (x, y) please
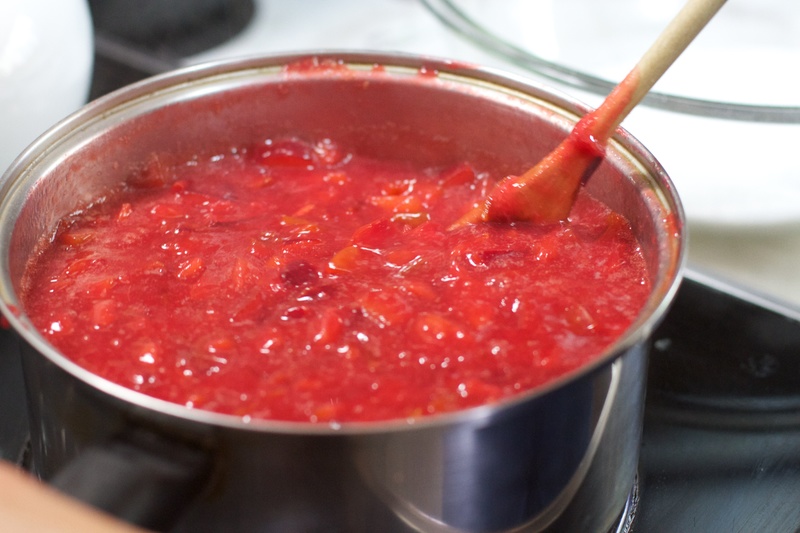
top-left (21, 138), bottom-right (650, 423)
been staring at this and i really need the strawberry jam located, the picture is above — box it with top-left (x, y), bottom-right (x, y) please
top-left (21, 137), bottom-right (650, 423)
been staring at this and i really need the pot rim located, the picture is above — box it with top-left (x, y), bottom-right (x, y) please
top-left (0, 50), bottom-right (686, 435)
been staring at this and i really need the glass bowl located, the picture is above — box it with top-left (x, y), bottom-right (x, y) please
top-left (422, 0), bottom-right (800, 227)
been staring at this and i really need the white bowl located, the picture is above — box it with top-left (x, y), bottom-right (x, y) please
top-left (0, 0), bottom-right (94, 173)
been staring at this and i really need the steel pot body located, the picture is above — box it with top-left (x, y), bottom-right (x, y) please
top-left (0, 53), bottom-right (684, 532)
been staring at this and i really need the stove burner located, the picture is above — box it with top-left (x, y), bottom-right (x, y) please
top-left (89, 0), bottom-right (255, 57)
top-left (87, 0), bottom-right (255, 98)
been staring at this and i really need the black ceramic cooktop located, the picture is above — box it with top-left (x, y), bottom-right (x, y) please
top-left (639, 270), bottom-right (800, 532)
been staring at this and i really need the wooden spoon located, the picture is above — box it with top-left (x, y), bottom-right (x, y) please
top-left (452, 0), bottom-right (727, 228)
top-left (0, 460), bottom-right (146, 533)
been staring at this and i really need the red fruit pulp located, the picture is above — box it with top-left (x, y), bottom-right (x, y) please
top-left (21, 137), bottom-right (650, 423)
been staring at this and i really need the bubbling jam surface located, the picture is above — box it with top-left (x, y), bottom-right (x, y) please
top-left (21, 138), bottom-right (650, 423)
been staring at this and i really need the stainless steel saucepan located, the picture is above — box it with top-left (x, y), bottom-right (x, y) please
top-left (0, 52), bottom-right (684, 532)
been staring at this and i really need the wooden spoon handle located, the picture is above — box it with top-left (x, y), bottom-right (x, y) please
top-left (612, 0), bottom-right (727, 128)
top-left (0, 461), bottom-right (145, 533)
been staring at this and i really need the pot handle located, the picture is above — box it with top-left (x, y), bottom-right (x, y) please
top-left (49, 427), bottom-right (212, 532)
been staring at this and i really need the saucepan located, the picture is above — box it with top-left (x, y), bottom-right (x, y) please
top-left (0, 52), bottom-right (684, 532)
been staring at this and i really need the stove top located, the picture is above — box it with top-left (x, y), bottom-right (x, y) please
top-left (639, 270), bottom-right (800, 532)
top-left (4, 2), bottom-right (800, 530)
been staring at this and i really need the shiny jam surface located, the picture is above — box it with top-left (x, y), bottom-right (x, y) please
top-left (21, 138), bottom-right (651, 423)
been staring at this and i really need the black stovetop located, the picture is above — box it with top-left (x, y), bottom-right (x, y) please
top-left (3, 4), bottom-right (800, 529)
top-left (638, 270), bottom-right (800, 532)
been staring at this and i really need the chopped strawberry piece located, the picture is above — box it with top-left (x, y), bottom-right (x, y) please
top-left (86, 276), bottom-right (118, 299)
top-left (350, 219), bottom-right (400, 249)
top-left (369, 194), bottom-right (423, 214)
top-left (326, 245), bottom-right (363, 275)
top-left (313, 308), bottom-right (344, 345)
top-left (280, 215), bottom-right (319, 235)
top-left (295, 377), bottom-right (324, 392)
top-left (390, 212), bottom-right (430, 228)
top-left (280, 237), bottom-right (323, 259)
top-left (359, 289), bottom-right (410, 327)
top-left (311, 402), bottom-right (340, 422)
top-left (143, 260), bottom-right (166, 275)
top-left (290, 204), bottom-right (314, 218)
top-left (91, 299), bottom-right (117, 327)
top-left (384, 250), bottom-right (426, 275)
top-left (282, 305), bottom-right (311, 320)
top-left (204, 334), bottom-right (235, 354)
top-left (230, 294), bottom-right (269, 323)
top-left (246, 172), bottom-right (274, 188)
top-left (176, 257), bottom-right (205, 281)
top-left (63, 257), bottom-right (97, 276)
top-left (398, 280), bottom-right (437, 300)
top-left (150, 204), bottom-right (184, 220)
top-left (439, 162), bottom-right (476, 187)
top-left (58, 229), bottom-right (94, 246)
